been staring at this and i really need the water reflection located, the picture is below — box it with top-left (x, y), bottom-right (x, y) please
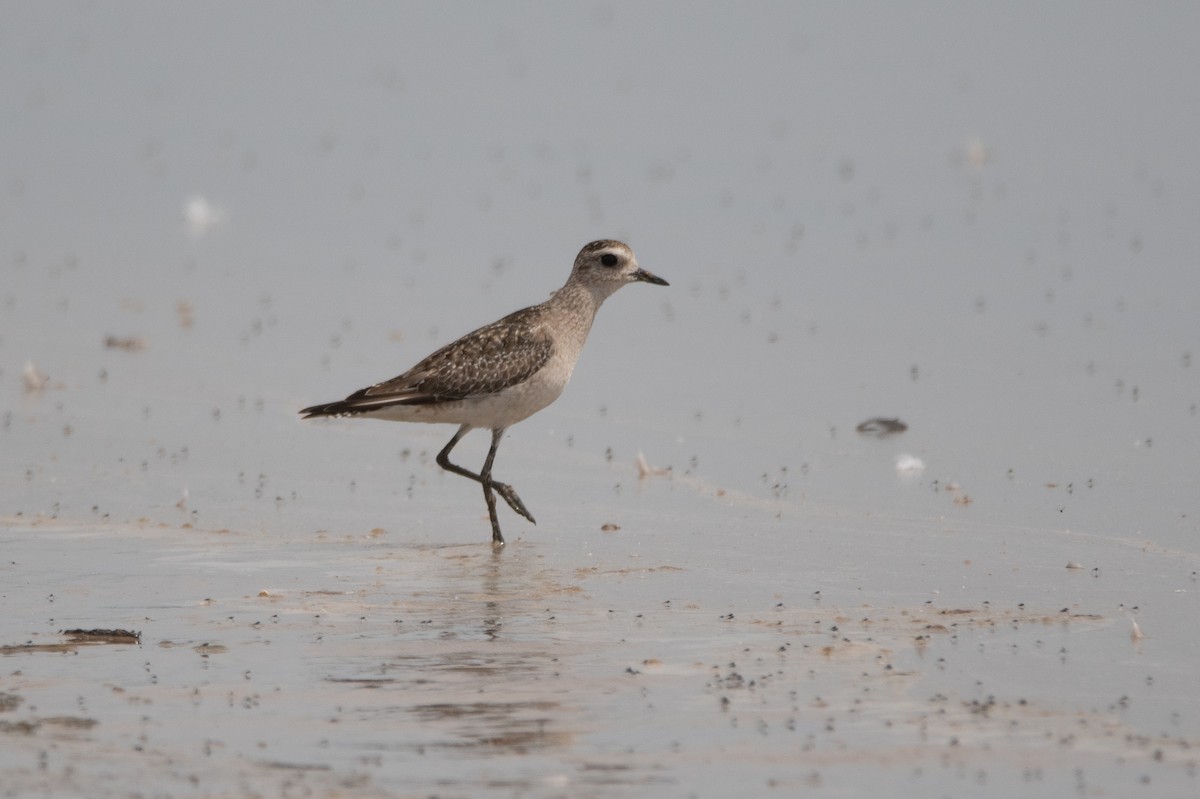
top-left (327, 543), bottom-right (576, 757)
top-left (408, 700), bottom-right (568, 754)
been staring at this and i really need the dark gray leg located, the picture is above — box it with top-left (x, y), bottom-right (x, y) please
top-left (435, 426), bottom-right (536, 543)
top-left (479, 430), bottom-right (504, 544)
top-left (483, 428), bottom-right (536, 528)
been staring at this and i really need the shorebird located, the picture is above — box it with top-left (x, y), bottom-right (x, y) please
top-left (301, 240), bottom-right (668, 545)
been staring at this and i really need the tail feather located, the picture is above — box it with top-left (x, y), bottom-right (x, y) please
top-left (300, 388), bottom-right (438, 419)
top-left (299, 401), bottom-right (353, 419)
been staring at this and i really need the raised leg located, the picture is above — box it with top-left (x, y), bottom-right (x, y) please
top-left (435, 425), bottom-right (536, 543)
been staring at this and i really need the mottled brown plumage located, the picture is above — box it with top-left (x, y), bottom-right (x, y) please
top-left (304, 308), bottom-right (555, 414)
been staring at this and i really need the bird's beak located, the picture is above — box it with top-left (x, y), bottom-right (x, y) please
top-left (633, 268), bottom-right (669, 286)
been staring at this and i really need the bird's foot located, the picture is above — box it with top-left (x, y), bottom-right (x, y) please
top-left (492, 481), bottom-right (536, 525)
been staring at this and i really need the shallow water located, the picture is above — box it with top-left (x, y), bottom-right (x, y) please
top-left (3, 3), bottom-right (1200, 797)
top-left (3, 503), bottom-right (1197, 797)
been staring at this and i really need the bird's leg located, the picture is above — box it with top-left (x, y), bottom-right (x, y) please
top-left (479, 428), bottom-right (536, 534)
top-left (435, 426), bottom-right (536, 539)
top-left (435, 425), bottom-right (481, 481)
top-left (477, 428), bottom-right (505, 544)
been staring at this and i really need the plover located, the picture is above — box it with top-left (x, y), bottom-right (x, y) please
top-left (301, 240), bottom-right (668, 545)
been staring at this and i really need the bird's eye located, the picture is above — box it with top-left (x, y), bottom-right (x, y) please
top-left (600, 253), bottom-right (619, 267)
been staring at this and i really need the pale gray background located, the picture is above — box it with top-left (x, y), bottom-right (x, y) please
top-left (2, 3), bottom-right (1198, 797)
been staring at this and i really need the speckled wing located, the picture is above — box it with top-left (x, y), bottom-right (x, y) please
top-left (301, 307), bottom-right (553, 417)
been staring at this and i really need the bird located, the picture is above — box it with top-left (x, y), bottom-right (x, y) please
top-left (300, 240), bottom-right (668, 545)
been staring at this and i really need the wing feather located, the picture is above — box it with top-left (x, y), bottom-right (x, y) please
top-left (301, 307), bottom-right (553, 418)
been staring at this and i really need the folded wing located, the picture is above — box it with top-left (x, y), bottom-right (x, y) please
top-left (301, 308), bottom-right (553, 418)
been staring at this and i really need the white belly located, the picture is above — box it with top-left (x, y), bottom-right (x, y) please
top-left (360, 353), bottom-right (574, 430)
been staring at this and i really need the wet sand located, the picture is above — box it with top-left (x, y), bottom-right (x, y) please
top-left (3, 477), bottom-right (1197, 797)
